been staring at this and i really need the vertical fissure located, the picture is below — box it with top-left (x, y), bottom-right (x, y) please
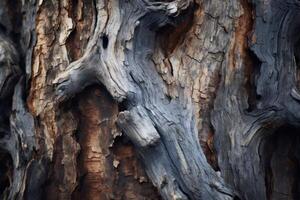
top-left (295, 39), bottom-right (300, 90)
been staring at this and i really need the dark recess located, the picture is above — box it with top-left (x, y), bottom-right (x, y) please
top-left (245, 49), bottom-right (262, 112)
top-left (295, 39), bottom-right (300, 89)
top-left (261, 125), bottom-right (300, 200)
top-left (0, 149), bottom-right (13, 199)
top-left (101, 34), bottom-right (109, 49)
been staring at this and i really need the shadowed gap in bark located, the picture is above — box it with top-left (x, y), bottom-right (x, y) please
top-left (295, 39), bottom-right (300, 90)
top-left (245, 49), bottom-right (262, 112)
top-left (101, 34), bottom-right (109, 49)
top-left (66, 0), bottom-right (94, 61)
top-left (0, 0), bottom-right (22, 43)
top-left (261, 125), bottom-right (300, 200)
top-left (156, 4), bottom-right (196, 57)
top-left (0, 149), bottom-right (13, 199)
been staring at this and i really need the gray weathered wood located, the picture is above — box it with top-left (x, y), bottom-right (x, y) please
top-left (0, 0), bottom-right (300, 199)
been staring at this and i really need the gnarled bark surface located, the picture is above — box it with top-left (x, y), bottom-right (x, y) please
top-left (0, 0), bottom-right (299, 200)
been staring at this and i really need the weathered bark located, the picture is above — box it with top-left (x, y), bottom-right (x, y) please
top-left (0, 0), bottom-right (300, 199)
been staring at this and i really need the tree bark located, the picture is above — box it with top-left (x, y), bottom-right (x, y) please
top-left (0, 0), bottom-right (300, 199)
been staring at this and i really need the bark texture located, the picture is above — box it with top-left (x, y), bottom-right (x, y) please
top-left (0, 0), bottom-right (299, 200)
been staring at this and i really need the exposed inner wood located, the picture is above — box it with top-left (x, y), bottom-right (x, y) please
top-left (72, 85), bottom-right (160, 199)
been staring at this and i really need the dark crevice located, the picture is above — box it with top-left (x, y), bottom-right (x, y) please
top-left (66, 30), bottom-right (79, 62)
top-left (118, 99), bottom-right (129, 112)
top-left (245, 49), bottom-right (262, 112)
top-left (2, 0), bottom-right (22, 45)
top-left (206, 123), bottom-right (220, 171)
top-left (261, 125), bottom-right (300, 200)
top-left (101, 34), bottom-right (109, 49)
top-left (234, 196), bottom-right (242, 200)
top-left (0, 24), bottom-right (7, 33)
top-left (234, 0), bottom-right (262, 113)
top-left (0, 149), bottom-right (13, 199)
top-left (66, 0), bottom-right (94, 61)
top-left (1, 0), bottom-right (24, 73)
top-left (168, 58), bottom-right (174, 76)
top-left (155, 3), bottom-right (197, 56)
top-left (295, 39), bottom-right (300, 90)
top-left (201, 69), bottom-right (222, 171)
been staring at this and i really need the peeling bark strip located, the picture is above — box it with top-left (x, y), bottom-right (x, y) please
top-left (0, 0), bottom-right (300, 199)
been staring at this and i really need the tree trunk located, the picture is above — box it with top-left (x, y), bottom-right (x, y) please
top-left (0, 0), bottom-right (299, 199)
